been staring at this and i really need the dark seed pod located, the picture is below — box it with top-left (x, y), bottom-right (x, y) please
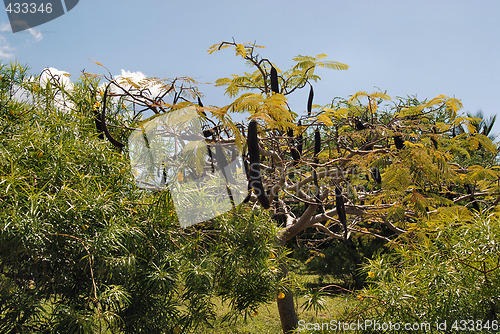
top-left (394, 135), bottom-right (404, 150)
top-left (206, 145), bottom-right (215, 173)
top-left (197, 96), bottom-right (207, 117)
top-left (214, 143), bottom-right (235, 206)
top-left (430, 136), bottom-right (438, 149)
top-left (203, 127), bottom-right (216, 138)
top-left (243, 156), bottom-right (250, 178)
top-left (94, 116), bottom-right (104, 139)
top-left (291, 148), bottom-right (300, 165)
top-left (371, 167), bottom-right (382, 184)
top-left (354, 118), bottom-right (365, 131)
top-left (335, 186), bottom-right (348, 240)
top-left (242, 157), bottom-right (251, 203)
top-left (270, 66), bottom-right (279, 94)
top-left (100, 84), bottom-right (125, 149)
top-left (314, 129), bottom-right (321, 163)
top-left (307, 85), bottom-right (314, 116)
top-left (91, 88), bottom-right (104, 139)
top-left (161, 166), bottom-right (167, 186)
top-left (247, 120), bottom-right (270, 209)
top-left (215, 144), bottom-right (236, 185)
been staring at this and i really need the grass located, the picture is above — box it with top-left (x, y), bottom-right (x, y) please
top-left (197, 295), bottom-right (356, 334)
top-left (197, 273), bottom-right (359, 334)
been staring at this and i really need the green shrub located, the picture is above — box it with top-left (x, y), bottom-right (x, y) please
top-left (0, 63), bottom-right (282, 333)
top-left (349, 213), bottom-right (500, 333)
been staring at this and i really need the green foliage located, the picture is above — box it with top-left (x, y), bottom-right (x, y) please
top-left (0, 63), bottom-right (282, 333)
top-left (349, 214), bottom-right (500, 331)
top-left (211, 209), bottom-right (283, 321)
top-left (300, 288), bottom-right (329, 317)
top-left (295, 232), bottom-right (389, 290)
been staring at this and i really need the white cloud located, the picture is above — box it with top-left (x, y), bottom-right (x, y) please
top-left (0, 35), bottom-right (15, 59)
top-left (117, 69), bottom-right (147, 83)
top-left (28, 28), bottom-right (43, 42)
top-left (0, 22), bottom-right (11, 32)
top-left (39, 68), bottom-right (75, 111)
top-left (40, 67), bottom-right (73, 90)
top-left (0, 22), bottom-right (14, 59)
top-left (109, 69), bottom-right (166, 98)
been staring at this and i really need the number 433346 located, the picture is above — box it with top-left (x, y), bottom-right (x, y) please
top-left (5, 2), bottom-right (53, 14)
top-left (451, 320), bottom-right (498, 331)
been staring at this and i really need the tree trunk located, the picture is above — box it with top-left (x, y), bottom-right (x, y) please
top-left (277, 267), bottom-right (298, 333)
top-left (276, 204), bottom-right (319, 333)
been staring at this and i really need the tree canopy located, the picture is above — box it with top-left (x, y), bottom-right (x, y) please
top-left (1, 40), bottom-right (499, 333)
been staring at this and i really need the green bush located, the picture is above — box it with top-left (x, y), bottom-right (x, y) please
top-left (0, 63), bottom-right (282, 333)
top-left (349, 213), bottom-right (500, 333)
top-left (293, 227), bottom-right (390, 290)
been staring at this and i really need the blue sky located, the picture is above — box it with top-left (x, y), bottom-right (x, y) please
top-left (1, 0), bottom-right (499, 134)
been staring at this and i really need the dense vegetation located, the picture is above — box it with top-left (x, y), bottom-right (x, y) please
top-left (0, 63), bottom-right (282, 333)
top-left (1, 39), bottom-right (499, 333)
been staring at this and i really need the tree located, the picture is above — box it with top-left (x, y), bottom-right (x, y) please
top-left (203, 41), bottom-right (500, 333)
top-left (7, 41), bottom-right (498, 333)
top-left (86, 41), bottom-right (500, 333)
top-left (449, 110), bottom-right (499, 167)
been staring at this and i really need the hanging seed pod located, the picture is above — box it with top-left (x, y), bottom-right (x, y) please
top-left (291, 148), bottom-right (300, 165)
top-left (430, 136), bottom-right (438, 149)
top-left (214, 144), bottom-right (236, 185)
top-left (203, 127), bottom-right (216, 138)
top-left (354, 118), bottom-right (366, 131)
top-left (243, 156), bottom-right (250, 179)
top-left (247, 120), bottom-right (270, 209)
top-left (94, 116), bottom-right (104, 139)
top-left (206, 145), bottom-right (215, 173)
top-left (161, 165), bottom-right (167, 186)
top-left (371, 167), bottom-right (382, 184)
top-left (307, 85), bottom-right (314, 116)
top-left (214, 143), bottom-right (235, 206)
top-left (100, 84), bottom-right (125, 149)
top-left (394, 135), bottom-right (404, 150)
top-left (431, 127), bottom-right (438, 149)
top-left (270, 66), bottom-right (279, 94)
top-left (314, 128), bottom-right (321, 163)
top-left (335, 186), bottom-right (348, 240)
top-left (313, 129), bottom-right (322, 210)
top-left (197, 96), bottom-right (207, 117)
top-left (242, 157), bottom-right (251, 203)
